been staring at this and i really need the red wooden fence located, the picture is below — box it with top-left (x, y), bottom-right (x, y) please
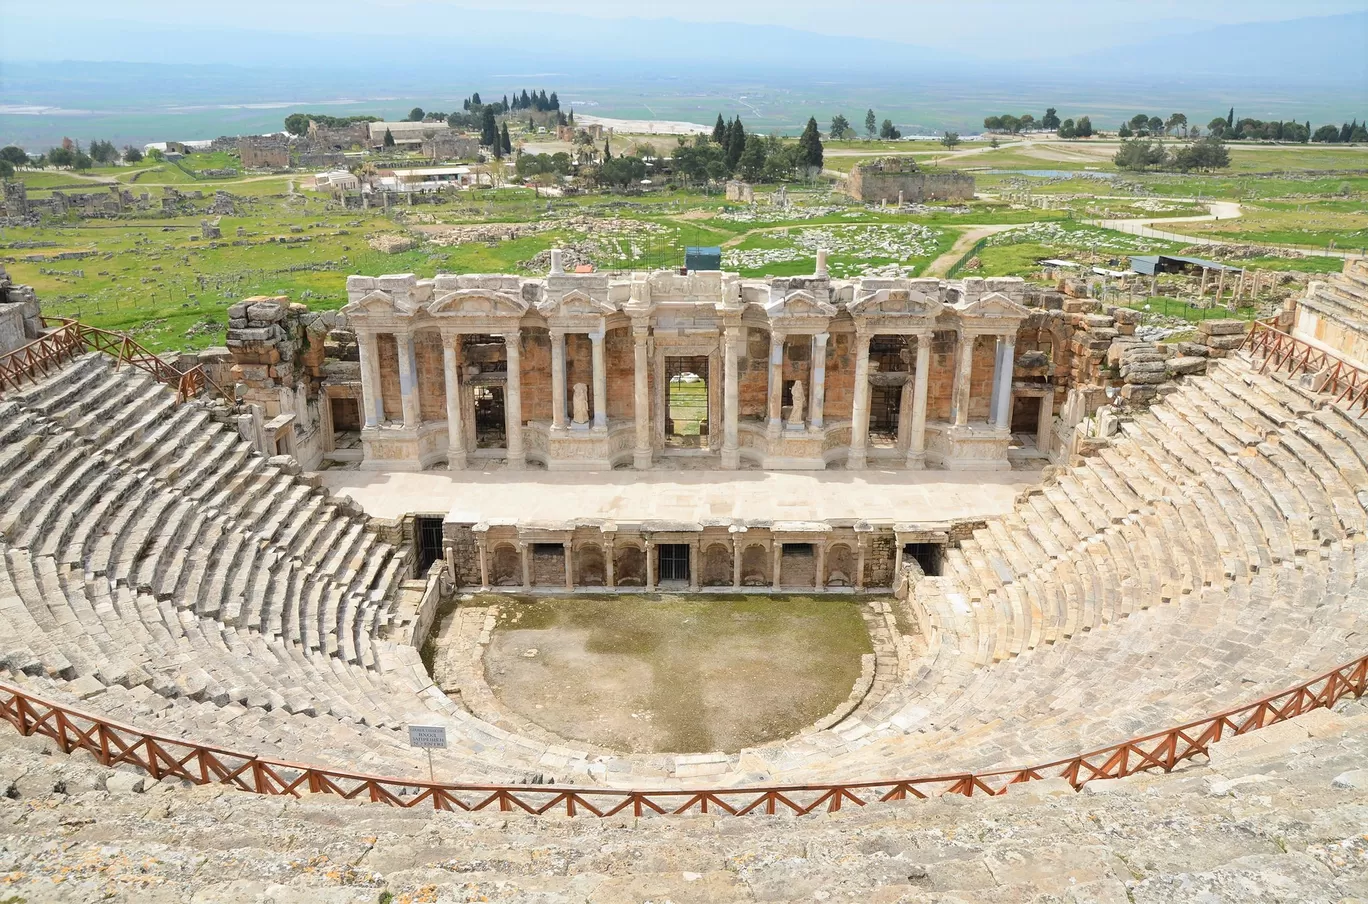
top-left (1243, 320), bottom-right (1368, 412)
top-left (0, 318), bottom-right (229, 401)
top-left (2, 653), bottom-right (1363, 817)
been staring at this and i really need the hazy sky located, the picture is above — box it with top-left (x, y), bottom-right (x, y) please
top-left (10, 0), bottom-right (1366, 45)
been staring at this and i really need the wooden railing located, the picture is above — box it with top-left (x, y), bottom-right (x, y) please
top-left (1243, 319), bottom-right (1368, 412)
top-left (2, 653), bottom-right (1363, 817)
top-left (0, 318), bottom-right (230, 402)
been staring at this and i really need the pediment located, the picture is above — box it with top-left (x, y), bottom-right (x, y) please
top-left (428, 289), bottom-right (529, 317)
top-left (848, 287), bottom-right (943, 318)
top-left (955, 291), bottom-right (1029, 320)
top-left (766, 289), bottom-right (838, 318)
top-left (341, 289), bottom-right (421, 318)
top-left (537, 288), bottom-right (617, 317)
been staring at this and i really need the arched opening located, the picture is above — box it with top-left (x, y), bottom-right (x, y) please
top-left (702, 543), bottom-right (732, 586)
top-left (490, 544), bottom-right (521, 586)
top-left (614, 545), bottom-right (645, 587)
top-left (825, 544), bottom-right (854, 587)
top-left (576, 544), bottom-right (606, 587)
top-left (740, 544), bottom-right (769, 586)
top-left (868, 334), bottom-right (911, 446)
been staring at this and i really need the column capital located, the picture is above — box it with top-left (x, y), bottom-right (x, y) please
top-left (916, 331), bottom-right (932, 349)
top-left (503, 330), bottom-right (521, 345)
top-left (814, 331), bottom-right (830, 345)
top-left (549, 326), bottom-right (567, 338)
top-left (632, 324), bottom-right (651, 341)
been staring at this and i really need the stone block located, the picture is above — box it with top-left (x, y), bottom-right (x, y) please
top-left (1110, 307), bottom-right (1142, 325)
top-left (1090, 328), bottom-right (1119, 341)
top-left (230, 328), bottom-right (275, 343)
top-left (1197, 319), bottom-right (1248, 337)
top-left (1173, 341), bottom-right (1209, 357)
top-left (105, 772), bottom-right (145, 794)
top-left (1206, 334), bottom-right (1247, 351)
top-left (1167, 356), bottom-right (1208, 376)
top-left (1083, 314), bottom-right (1114, 329)
top-left (246, 301), bottom-right (286, 323)
top-left (1119, 384), bottom-right (1159, 403)
top-left (227, 302), bottom-right (248, 319)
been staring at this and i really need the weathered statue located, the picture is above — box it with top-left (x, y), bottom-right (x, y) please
top-left (787, 380), bottom-right (806, 428)
top-left (572, 382), bottom-right (590, 425)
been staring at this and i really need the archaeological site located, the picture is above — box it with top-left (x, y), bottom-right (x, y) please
top-left (1, 240), bottom-right (1367, 899)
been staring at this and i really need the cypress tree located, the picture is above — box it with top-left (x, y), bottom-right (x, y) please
top-left (480, 108), bottom-right (498, 147)
top-left (383, 128), bottom-right (395, 148)
top-left (569, 108), bottom-right (574, 125)
top-left (549, 92), bottom-right (559, 110)
top-left (500, 122), bottom-right (512, 154)
top-left (539, 89), bottom-right (549, 109)
top-left (726, 117), bottom-right (746, 169)
top-left (521, 89), bottom-right (530, 109)
top-left (1227, 107), bottom-right (1235, 129)
top-left (712, 114), bottom-right (726, 145)
top-left (798, 117), bottom-right (824, 170)
top-left (603, 138), bottom-right (611, 160)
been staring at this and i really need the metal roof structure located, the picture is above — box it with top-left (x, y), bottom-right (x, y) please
top-left (1130, 254), bottom-right (1245, 276)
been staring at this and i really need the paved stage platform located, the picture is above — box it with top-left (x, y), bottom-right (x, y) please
top-left (315, 466), bottom-right (1042, 525)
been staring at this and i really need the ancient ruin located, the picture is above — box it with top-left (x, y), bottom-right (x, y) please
top-left (847, 157), bottom-right (976, 204)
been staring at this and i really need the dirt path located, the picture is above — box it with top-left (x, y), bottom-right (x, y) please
top-left (924, 224), bottom-right (1022, 276)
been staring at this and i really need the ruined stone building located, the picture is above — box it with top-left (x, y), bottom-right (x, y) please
top-left (338, 252), bottom-right (1052, 474)
top-left (236, 136), bottom-right (290, 169)
top-left (847, 157), bottom-right (976, 204)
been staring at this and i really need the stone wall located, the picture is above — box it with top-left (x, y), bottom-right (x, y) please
top-left (237, 138), bottom-right (289, 169)
top-left (847, 158), bottom-right (975, 204)
top-left (0, 265), bottom-right (42, 355)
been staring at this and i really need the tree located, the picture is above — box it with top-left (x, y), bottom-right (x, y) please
top-left (1118, 122), bottom-right (1133, 138)
top-left (597, 155), bottom-right (646, 188)
top-left (712, 114), bottom-right (726, 145)
top-left (603, 138), bottom-right (611, 160)
top-left (1341, 121), bottom-right (1355, 143)
top-left (1113, 137), bottom-right (1168, 172)
top-left (1227, 107), bottom-right (1235, 130)
top-left (407, 107), bottom-right (425, 122)
top-left (941, 131), bottom-right (960, 149)
top-left (865, 109), bottom-right (877, 139)
top-left (47, 146), bottom-right (74, 167)
top-left (983, 115), bottom-right (1003, 131)
top-left (500, 122), bottom-right (512, 155)
top-left (1058, 119), bottom-right (1076, 139)
top-left (549, 92), bottom-right (559, 110)
top-left (480, 108), bottom-right (498, 147)
top-left (1207, 117), bottom-right (1227, 137)
top-left (1147, 116), bottom-right (1164, 135)
top-left (122, 146), bottom-right (143, 164)
top-left (879, 119), bottom-right (901, 140)
top-left (146, 148), bottom-right (164, 162)
top-left (1019, 114), bottom-right (1036, 131)
top-left (737, 133), bottom-right (768, 181)
top-left (383, 128), bottom-right (395, 148)
top-left (1129, 113), bottom-right (1151, 135)
top-left (471, 92), bottom-right (481, 106)
top-left (724, 117), bottom-right (746, 170)
top-left (1042, 107), bottom-right (1061, 131)
top-left (1165, 113), bottom-right (1188, 137)
top-left (1171, 136), bottom-right (1230, 172)
top-left (829, 114), bottom-right (852, 140)
top-left (796, 117), bottom-right (824, 170)
top-left (0, 146), bottom-right (28, 167)
top-left (1076, 116), bottom-right (1093, 138)
top-left (1313, 124), bottom-right (1342, 143)
top-left (72, 152), bottom-right (93, 171)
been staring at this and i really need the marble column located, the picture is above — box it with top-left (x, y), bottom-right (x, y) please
top-left (633, 326), bottom-right (652, 469)
top-left (721, 326), bottom-right (741, 470)
top-left (519, 542), bottom-right (531, 591)
top-left (893, 540), bottom-right (905, 578)
top-left (908, 333), bottom-right (931, 467)
top-left (988, 338), bottom-right (1006, 425)
top-left (766, 331), bottom-right (786, 437)
top-left (605, 536), bottom-right (616, 589)
top-left (550, 329), bottom-right (567, 430)
top-left (848, 330), bottom-right (872, 469)
top-left (590, 328), bottom-right (607, 431)
top-left (645, 540), bottom-right (656, 591)
top-left (443, 337), bottom-right (466, 469)
top-left (689, 541), bottom-right (700, 592)
top-left (503, 332), bottom-right (525, 469)
top-left (814, 542), bottom-right (826, 591)
top-left (771, 543), bottom-right (782, 590)
top-left (563, 541), bottom-right (574, 591)
top-left (397, 332), bottom-right (421, 429)
top-left (732, 538), bottom-right (742, 589)
top-left (993, 335), bottom-right (1016, 430)
top-left (810, 332), bottom-right (829, 430)
top-left (855, 540), bottom-right (866, 591)
top-left (357, 332), bottom-right (383, 427)
top-left (952, 331), bottom-right (974, 427)
top-left (1037, 391), bottom-right (1054, 455)
top-left (897, 378), bottom-right (914, 453)
top-left (476, 535), bottom-right (489, 591)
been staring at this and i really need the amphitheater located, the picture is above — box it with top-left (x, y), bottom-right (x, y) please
top-left (1, 258), bottom-right (1367, 902)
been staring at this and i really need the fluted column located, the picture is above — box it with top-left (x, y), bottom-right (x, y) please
top-left (633, 326), bottom-right (652, 469)
top-left (443, 337), bottom-right (466, 469)
top-left (908, 332), bottom-right (931, 468)
top-left (550, 329), bottom-right (567, 430)
top-left (357, 331), bottom-right (383, 427)
top-left (397, 331), bottom-right (420, 429)
top-left (848, 329), bottom-right (872, 470)
top-left (722, 326), bottom-right (741, 470)
top-left (503, 332), bottom-right (525, 469)
top-left (815, 541), bottom-right (826, 591)
top-left (476, 535), bottom-right (489, 591)
top-left (993, 334), bottom-right (1017, 430)
top-left (563, 541), bottom-right (574, 591)
top-left (988, 338), bottom-right (1005, 425)
top-left (952, 331), bottom-right (974, 427)
top-left (732, 537), bottom-right (742, 588)
top-left (591, 328), bottom-right (607, 431)
top-left (519, 541), bottom-right (531, 591)
top-left (766, 330), bottom-right (786, 437)
top-left (645, 539), bottom-right (656, 591)
top-left (771, 542), bottom-right (783, 590)
top-left (689, 541), bottom-right (700, 592)
top-left (605, 534), bottom-right (616, 589)
top-left (810, 332), bottom-right (829, 430)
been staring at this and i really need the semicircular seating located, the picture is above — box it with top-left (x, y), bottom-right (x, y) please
top-left (0, 349), bottom-right (1365, 790)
